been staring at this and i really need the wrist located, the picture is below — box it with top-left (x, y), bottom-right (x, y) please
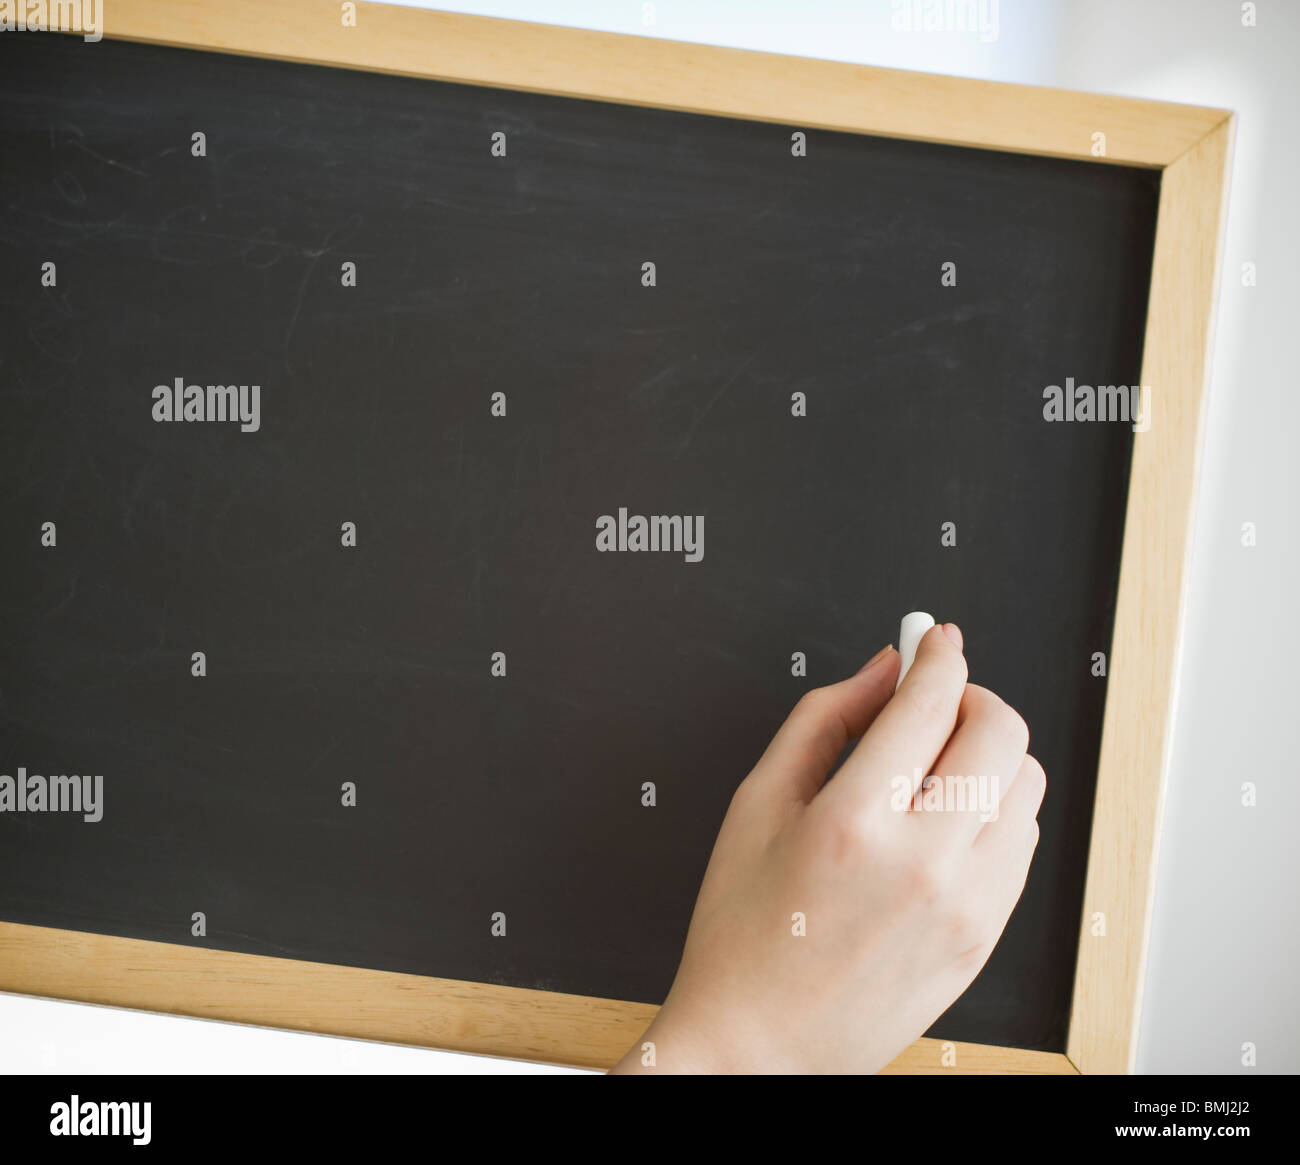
top-left (610, 997), bottom-right (784, 1075)
top-left (610, 1011), bottom-right (712, 1074)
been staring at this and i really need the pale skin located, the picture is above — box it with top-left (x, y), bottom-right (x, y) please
top-left (612, 622), bottom-right (1046, 1074)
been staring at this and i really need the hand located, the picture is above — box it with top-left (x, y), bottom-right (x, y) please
top-left (611, 624), bottom-right (1045, 1074)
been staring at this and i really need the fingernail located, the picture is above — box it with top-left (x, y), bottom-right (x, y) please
top-left (942, 623), bottom-right (963, 649)
top-left (858, 644), bottom-right (894, 674)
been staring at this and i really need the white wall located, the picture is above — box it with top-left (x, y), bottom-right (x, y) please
top-left (0, 992), bottom-right (582, 1073)
top-left (5, 0), bottom-right (1293, 1074)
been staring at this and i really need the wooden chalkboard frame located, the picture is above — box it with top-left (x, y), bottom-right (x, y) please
top-left (0, 0), bottom-right (1233, 1074)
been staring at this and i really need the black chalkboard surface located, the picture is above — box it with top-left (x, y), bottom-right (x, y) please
top-left (0, 32), bottom-right (1158, 1053)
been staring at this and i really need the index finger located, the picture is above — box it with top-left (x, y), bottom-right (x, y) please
top-left (823, 624), bottom-right (968, 813)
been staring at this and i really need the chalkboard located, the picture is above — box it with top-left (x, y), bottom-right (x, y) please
top-left (0, 31), bottom-right (1159, 1054)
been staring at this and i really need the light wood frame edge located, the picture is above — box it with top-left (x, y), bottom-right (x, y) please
top-left (96, 0), bottom-right (1220, 166)
top-left (1066, 115), bottom-right (1235, 1075)
top-left (0, 920), bottom-right (1074, 1074)
top-left (13, 0), bottom-right (1233, 1074)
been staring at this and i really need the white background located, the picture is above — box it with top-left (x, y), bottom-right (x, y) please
top-left (3, 0), bottom-right (1295, 1074)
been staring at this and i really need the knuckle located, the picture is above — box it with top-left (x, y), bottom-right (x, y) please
top-left (996, 703), bottom-right (1030, 753)
top-left (897, 682), bottom-right (955, 729)
top-left (939, 641), bottom-right (970, 686)
top-left (794, 686), bottom-right (831, 719)
top-left (964, 686), bottom-right (1030, 754)
top-left (726, 775), bottom-right (758, 817)
top-left (1027, 754), bottom-right (1047, 788)
top-left (945, 899), bottom-right (983, 949)
top-left (907, 852), bottom-right (951, 902)
top-left (1021, 756), bottom-right (1047, 800)
top-left (818, 805), bottom-right (875, 864)
top-left (962, 684), bottom-right (1001, 716)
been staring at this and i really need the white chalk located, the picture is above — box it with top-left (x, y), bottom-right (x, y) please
top-left (896, 611), bottom-right (936, 691)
